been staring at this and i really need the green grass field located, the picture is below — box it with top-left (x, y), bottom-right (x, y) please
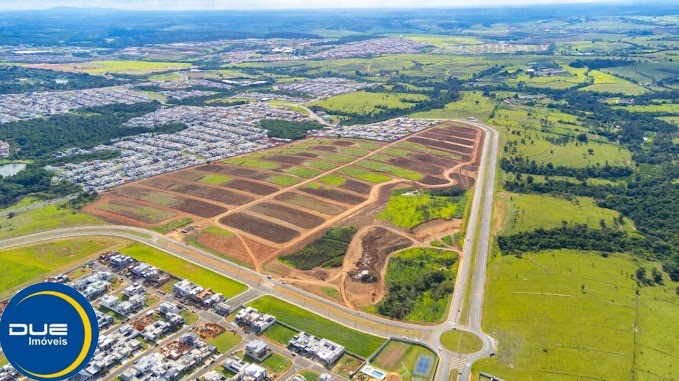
top-left (0, 237), bottom-right (122, 296)
top-left (207, 332), bottom-right (243, 353)
top-left (81, 60), bottom-right (190, 75)
top-left (475, 250), bottom-right (679, 381)
top-left (311, 91), bottom-right (428, 115)
top-left (338, 166), bottom-right (392, 183)
top-left (319, 174), bottom-right (347, 186)
top-left (378, 190), bottom-right (468, 228)
top-left (372, 340), bottom-right (439, 381)
top-left (440, 330), bottom-right (483, 354)
top-left (579, 70), bottom-right (648, 95)
top-left (151, 218), bottom-right (193, 234)
top-left (199, 174), bottom-right (233, 185)
top-left (119, 242), bottom-right (247, 298)
top-left (0, 203), bottom-right (103, 240)
top-left (265, 174), bottom-right (301, 186)
top-left (355, 160), bottom-right (423, 181)
top-left (247, 295), bottom-right (385, 357)
top-left (261, 322), bottom-right (298, 346)
top-left (411, 91), bottom-right (497, 120)
top-left (500, 193), bottom-right (636, 236)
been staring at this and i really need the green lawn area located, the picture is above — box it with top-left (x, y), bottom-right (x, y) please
top-left (199, 174), bottom-right (233, 185)
top-left (81, 60), bottom-right (190, 75)
top-left (411, 91), bottom-right (497, 121)
top-left (296, 370), bottom-right (320, 381)
top-left (207, 332), bottom-right (243, 353)
top-left (338, 166), bottom-right (392, 183)
top-left (247, 295), bottom-right (385, 357)
top-left (0, 237), bottom-right (123, 297)
top-left (261, 322), bottom-right (298, 346)
top-left (377, 190), bottom-right (468, 228)
top-left (372, 340), bottom-right (439, 381)
top-left (151, 218), bottom-right (193, 234)
top-left (440, 330), bottom-right (483, 354)
top-left (119, 242), bottom-right (247, 298)
top-left (500, 193), bottom-right (636, 236)
top-left (475, 250), bottom-right (679, 381)
top-left (179, 310), bottom-right (199, 325)
top-left (0, 203), bottom-right (103, 240)
top-left (310, 91), bottom-right (428, 115)
top-left (258, 353), bottom-right (292, 374)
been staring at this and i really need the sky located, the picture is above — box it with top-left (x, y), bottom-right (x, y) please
top-left (0, 0), bottom-right (630, 11)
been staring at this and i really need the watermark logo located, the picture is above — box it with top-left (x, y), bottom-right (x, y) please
top-left (0, 282), bottom-right (99, 380)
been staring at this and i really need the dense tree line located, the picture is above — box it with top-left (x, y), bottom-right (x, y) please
top-left (258, 119), bottom-right (324, 140)
top-left (500, 156), bottom-right (633, 180)
top-left (0, 66), bottom-right (121, 94)
top-left (569, 59), bottom-right (631, 70)
top-left (0, 102), bottom-right (184, 159)
top-left (0, 166), bottom-right (80, 207)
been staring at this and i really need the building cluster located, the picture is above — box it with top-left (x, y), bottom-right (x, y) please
top-left (52, 103), bottom-right (307, 191)
top-left (0, 86), bottom-right (151, 123)
top-left (173, 279), bottom-right (225, 307)
top-left (81, 323), bottom-right (145, 379)
top-left (0, 141), bottom-right (9, 158)
top-left (278, 77), bottom-right (374, 98)
top-left (222, 356), bottom-right (268, 381)
top-left (234, 307), bottom-right (276, 334)
top-left (138, 78), bottom-right (233, 90)
top-left (308, 37), bottom-right (426, 59)
top-left (232, 92), bottom-right (306, 103)
top-left (311, 118), bottom-right (439, 142)
top-left (160, 89), bottom-right (217, 100)
top-left (288, 332), bottom-right (345, 366)
top-left (121, 332), bottom-right (216, 381)
top-left (71, 270), bottom-right (115, 300)
top-left (435, 43), bottom-right (552, 54)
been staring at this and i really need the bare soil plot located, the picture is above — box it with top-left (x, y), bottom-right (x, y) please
top-left (386, 157), bottom-right (444, 175)
top-left (167, 170), bottom-right (205, 182)
top-left (333, 140), bottom-right (354, 146)
top-left (219, 213), bottom-right (301, 244)
top-left (198, 163), bottom-right (272, 181)
top-left (408, 152), bottom-right (460, 169)
top-left (299, 187), bottom-right (366, 205)
top-left (339, 179), bottom-right (372, 194)
top-left (266, 154), bottom-right (308, 165)
top-left (170, 183), bottom-right (254, 206)
top-left (420, 176), bottom-right (451, 185)
top-left (250, 202), bottom-right (326, 229)
top-left (408, 136), bottom-right (473, 154)
top-left (96, 199), bottom-right (176, 224)
top-left (194, 230), bottom-right (254, 267)
top-left (420, 131), bottom-right (477, 146)
top-left (312, 145), bottom-right (338, 152)
top-left (275, 192), bottom-right (347, 215)
top-left (223, 179), bottom-right (279, 196)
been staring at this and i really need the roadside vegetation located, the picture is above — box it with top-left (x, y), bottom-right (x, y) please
top-left (377, 188), bottom-right (468, 229)
top-left (280, 226), bottom-right (357, 270)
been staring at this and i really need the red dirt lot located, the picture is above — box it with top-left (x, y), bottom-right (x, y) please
top-left (339, 179), bottom-right (372, 195)
top-left (219, 213), bottom-right (301, 244)
top-left (432, 125), bottom-right (479, 140)
top-left (170, 183), bottom-right (255, 206)
top-left (311, 145), bottom-right (338, 152)
top-left (408, 152), bottom-right (460, 168)
top-left (386, 157), bottom-right (443, 175)
top-left (195, 230), bottom-right (255, 268)
top-left (176, 199), bottom-right (228, 218)
top-left (167, 170), bottom-right (205, 182)
top-left (266, 154), bottom-right (307, 165)
top-left (140, 177), bottom-right (178, 190)
top-left (333, 140), bottom-right (354, 146)
top-left (410, 136), bottom-right (473, 153)
top-left (295, 152), bottom-right (319, 158)
top-left (420, 175), bottom-right (451, 185)
top-left (96, 199), bottom-right (175, 224)
top-left (406, 137), bottom-right (473, 158)
top-left (299, 187), bottom-right (366, 205)
top-left (250, 202), bottom-right (326, 229)
top-left (421, 131), bottom-right (477, 146)
top-left (222, 179), bottom-right (279, 196)
top-left (275, 192), bottom-right (347, 215)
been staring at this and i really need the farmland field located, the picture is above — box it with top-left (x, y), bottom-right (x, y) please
top-left (475, 250), bottom-right (679, 381)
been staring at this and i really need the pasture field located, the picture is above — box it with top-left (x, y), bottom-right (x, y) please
top-left (0, 203), bottom-right (103, 240)
top-left (0, 237), bottom-right (124, 296)
top-left (310, 91), bottom-right (428, 115)
top-left (440, 330), bottom-right (483, 354)
top-left (579, 70), bottom-right (648, 95)
top-left (659, 116), bottom-right (679, 126)
top-left (378, 190), bottom-right (468, 229)
top-left (401, 34), bottom-right (485, 46)
top-left (499, 193), bottom-right (636, 236)
top-left (506, 65), bottom-right (589, 89)
top-left (411, 91), bottom-right (497, 120)
top-left (475, 250), bottom-right (679, 381)
top-left (119, 242), bottom-right (247, 298)
top-left (81, 60), bottom-right (191, 74)
top-left (372, 340), bottom-right (439, 381)
top-left (494, 118), bottom-right (633, 168)
top-left (247, 295), bottom-right (385, 357)
top-left (614, 103), bottom-right (679, 113)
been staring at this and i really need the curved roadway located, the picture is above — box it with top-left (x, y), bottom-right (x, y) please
top-left (0, 121), bottom-right (500, 381)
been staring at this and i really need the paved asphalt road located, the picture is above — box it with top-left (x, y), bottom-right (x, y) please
top-left (0, 121), bottom-right (500, 381)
